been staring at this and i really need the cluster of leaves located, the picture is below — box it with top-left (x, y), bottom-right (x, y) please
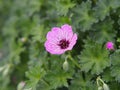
top-left (0, 0), bottom-right (120, 90)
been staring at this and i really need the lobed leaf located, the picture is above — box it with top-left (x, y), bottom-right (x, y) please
top-left (79, 39), bottom-right (110, 74)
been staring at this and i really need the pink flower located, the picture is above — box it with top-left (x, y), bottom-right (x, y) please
top-left (106, 41), bottom-right (114, 50)
top-left (44, 24), bottom-right (77, 55)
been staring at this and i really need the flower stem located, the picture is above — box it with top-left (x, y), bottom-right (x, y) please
top-left (67, 55), bottom-right (80, 69)
top-left (41, 79), bottom-right (50, 86)
top-left (96, 76), bottom-right (104, 86)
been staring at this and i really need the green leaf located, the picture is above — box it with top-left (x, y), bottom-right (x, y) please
top-left (47, 0), bottom-right (75, 16)
top-left (102, 68), bottom-right (114, 82)
top-left (11, 0), bottom-right (42, 16)
top-left (94, 0), bottom-right (120, 21)
top-left (118, 16), bottom-right (120, 25)
top-left (91, 19), bottom-right (116, 43)
top-left (69, 71), bottom-right (97, 90)
top-left (45, 70), bottom-right (72, 89)
top-left (25, 65), bottom-right (46, 90)
top-left (109, 0), bottom-right (120, 10)
top-left (94, 0), bottom-right (111, 21)
top-left (56, 0), bottom-right (75, 16)
top-left (31, 25), bottom-right (48, 43)
top-left (110, 50), bottom-right (120, 82)
top-left (72, 0), bottom-right (97, 31)
top-left (79, 39), bottom-right (110, 74)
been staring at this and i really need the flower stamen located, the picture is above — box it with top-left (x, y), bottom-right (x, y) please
top-left (58, 39), bottom-right (70, 49)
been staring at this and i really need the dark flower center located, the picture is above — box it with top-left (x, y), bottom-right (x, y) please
top-left (58, 39), bottom-right (70, 49)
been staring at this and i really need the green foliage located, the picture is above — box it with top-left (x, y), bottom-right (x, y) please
top-left (0, 0), bottom-right (120, 90)
top-left (72, 0), bottom-right (97, 31)
top-left (52, 0), bottom-right (75, 16)
top-left (94, 0), bottom-right (120, 20)
top-left (79, 39), bottom-right (110, 74)
top-left (110, 50), bottom-right (120, 82)
top-left (94, 0), bottom-right (111, 21)
top-left (45, 70), bottom-right (72, 89)
top-left (25, 65), bottom-right (46, 90)
top-left (91, 18), bottom-right (116, 43)
top-left (69, 71), bottom-right (97, 90)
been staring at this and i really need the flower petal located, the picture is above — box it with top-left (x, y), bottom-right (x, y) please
top-left (61, 24), bottom-right (72, 32)
top-left (67, 34), bottom-right (78, 50)
top-left (61, 24), bottom-right (73, 40)
top-left (46, 31), bottom-right (59, 43)
top-left (51, 27), bottom-right (64, 40)
top-left (44, 40), bottom-right (65, 54)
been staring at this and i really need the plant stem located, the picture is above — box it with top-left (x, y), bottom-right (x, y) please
top-left (96, 76), bottom-right (104, 87)
top-left (41, 79), bottom-right (50, 86)
top-left (67, 55), bottom-right (80, 69)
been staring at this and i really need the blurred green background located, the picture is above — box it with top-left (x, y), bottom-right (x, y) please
top-left (0, 0), bottom-right (120, 90)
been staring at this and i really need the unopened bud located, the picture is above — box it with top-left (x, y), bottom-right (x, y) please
top-left (0, 65), bottom-right (6, 72)
top-left (3, 64), bottom-right (10, 76)
top-left (63, 60), bottom-right (69, 71)
top-left (106, 41), bottom-right (114, 50)
top-left (103, 83), bottom-right (109, 90)
top-left (98, 86), bottom-right (103, 90)
top-left (20, 37), bottom-right (27, 43)
top-left (17, 81), bottom-right (25, 90)
top-left (117, 38), bottom-right (120, 43)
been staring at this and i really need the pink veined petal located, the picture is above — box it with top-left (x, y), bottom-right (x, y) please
top-left (67, 34), bottom-right (77, 50)
top-left (51, 27), bottom-right (61, 32)
top-left (44, 40), bottom-right (65, 55)
top-left (44, 41), bottom-right (58, 53)
top-left (46, 31), bottom-right (59, 43)
top-left (44, 41), bottom-right (54, 50)
top-left (47, 27), bottom-right (62, 39)
top-left (52, 48), bottom-right (65, 54)
top-left (61, 24), bottom-right (72, 32)
top-left (65, 31), bottom-right (73, 41)
top-left (61, 24), bottom-right (73, 40)
top-left (51, 27), bottom-right (65, 40)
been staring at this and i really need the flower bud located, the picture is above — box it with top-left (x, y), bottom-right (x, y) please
top-left (17, 81), bottom-right (25, 90)
top-left (103, 83), bottom-right (109, 90)
top-left (106, 41), bottom-right (114, 50)
top-left (117, 38), bottom-right (120, 43)
top-left (20, 37), bottom-right (27, 43)
top-left (63, 60), bottom-right (69, 71)
top-left (3, 64), bottom-right (10, 76)
top-left (0, 65), bottom-right (5, 72)
top-left (98, 86), bottom-right (103, 90)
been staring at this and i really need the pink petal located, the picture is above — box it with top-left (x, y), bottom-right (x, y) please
top-left (44, 40), bottom-right (65, 55)
top-left (61, 24), bottom-right (73, 40)
top-left (67, 34), bottom-right (77, 50)
top-left (106, 42), bottom-right (114, 50)
top-left (51, 27), bottom-right (64, 40)
top-left (65, 31), bottom-right (73, 41)
top-left (61, 24), bottom-right (72, 32)
top-left (46, 31), bottom-right (59, 44)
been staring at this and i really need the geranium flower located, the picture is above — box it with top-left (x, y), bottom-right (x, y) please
top-left (44, 24), bottom-right (77, 54)
top-left (106, 41), bottom-right (114, 50)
